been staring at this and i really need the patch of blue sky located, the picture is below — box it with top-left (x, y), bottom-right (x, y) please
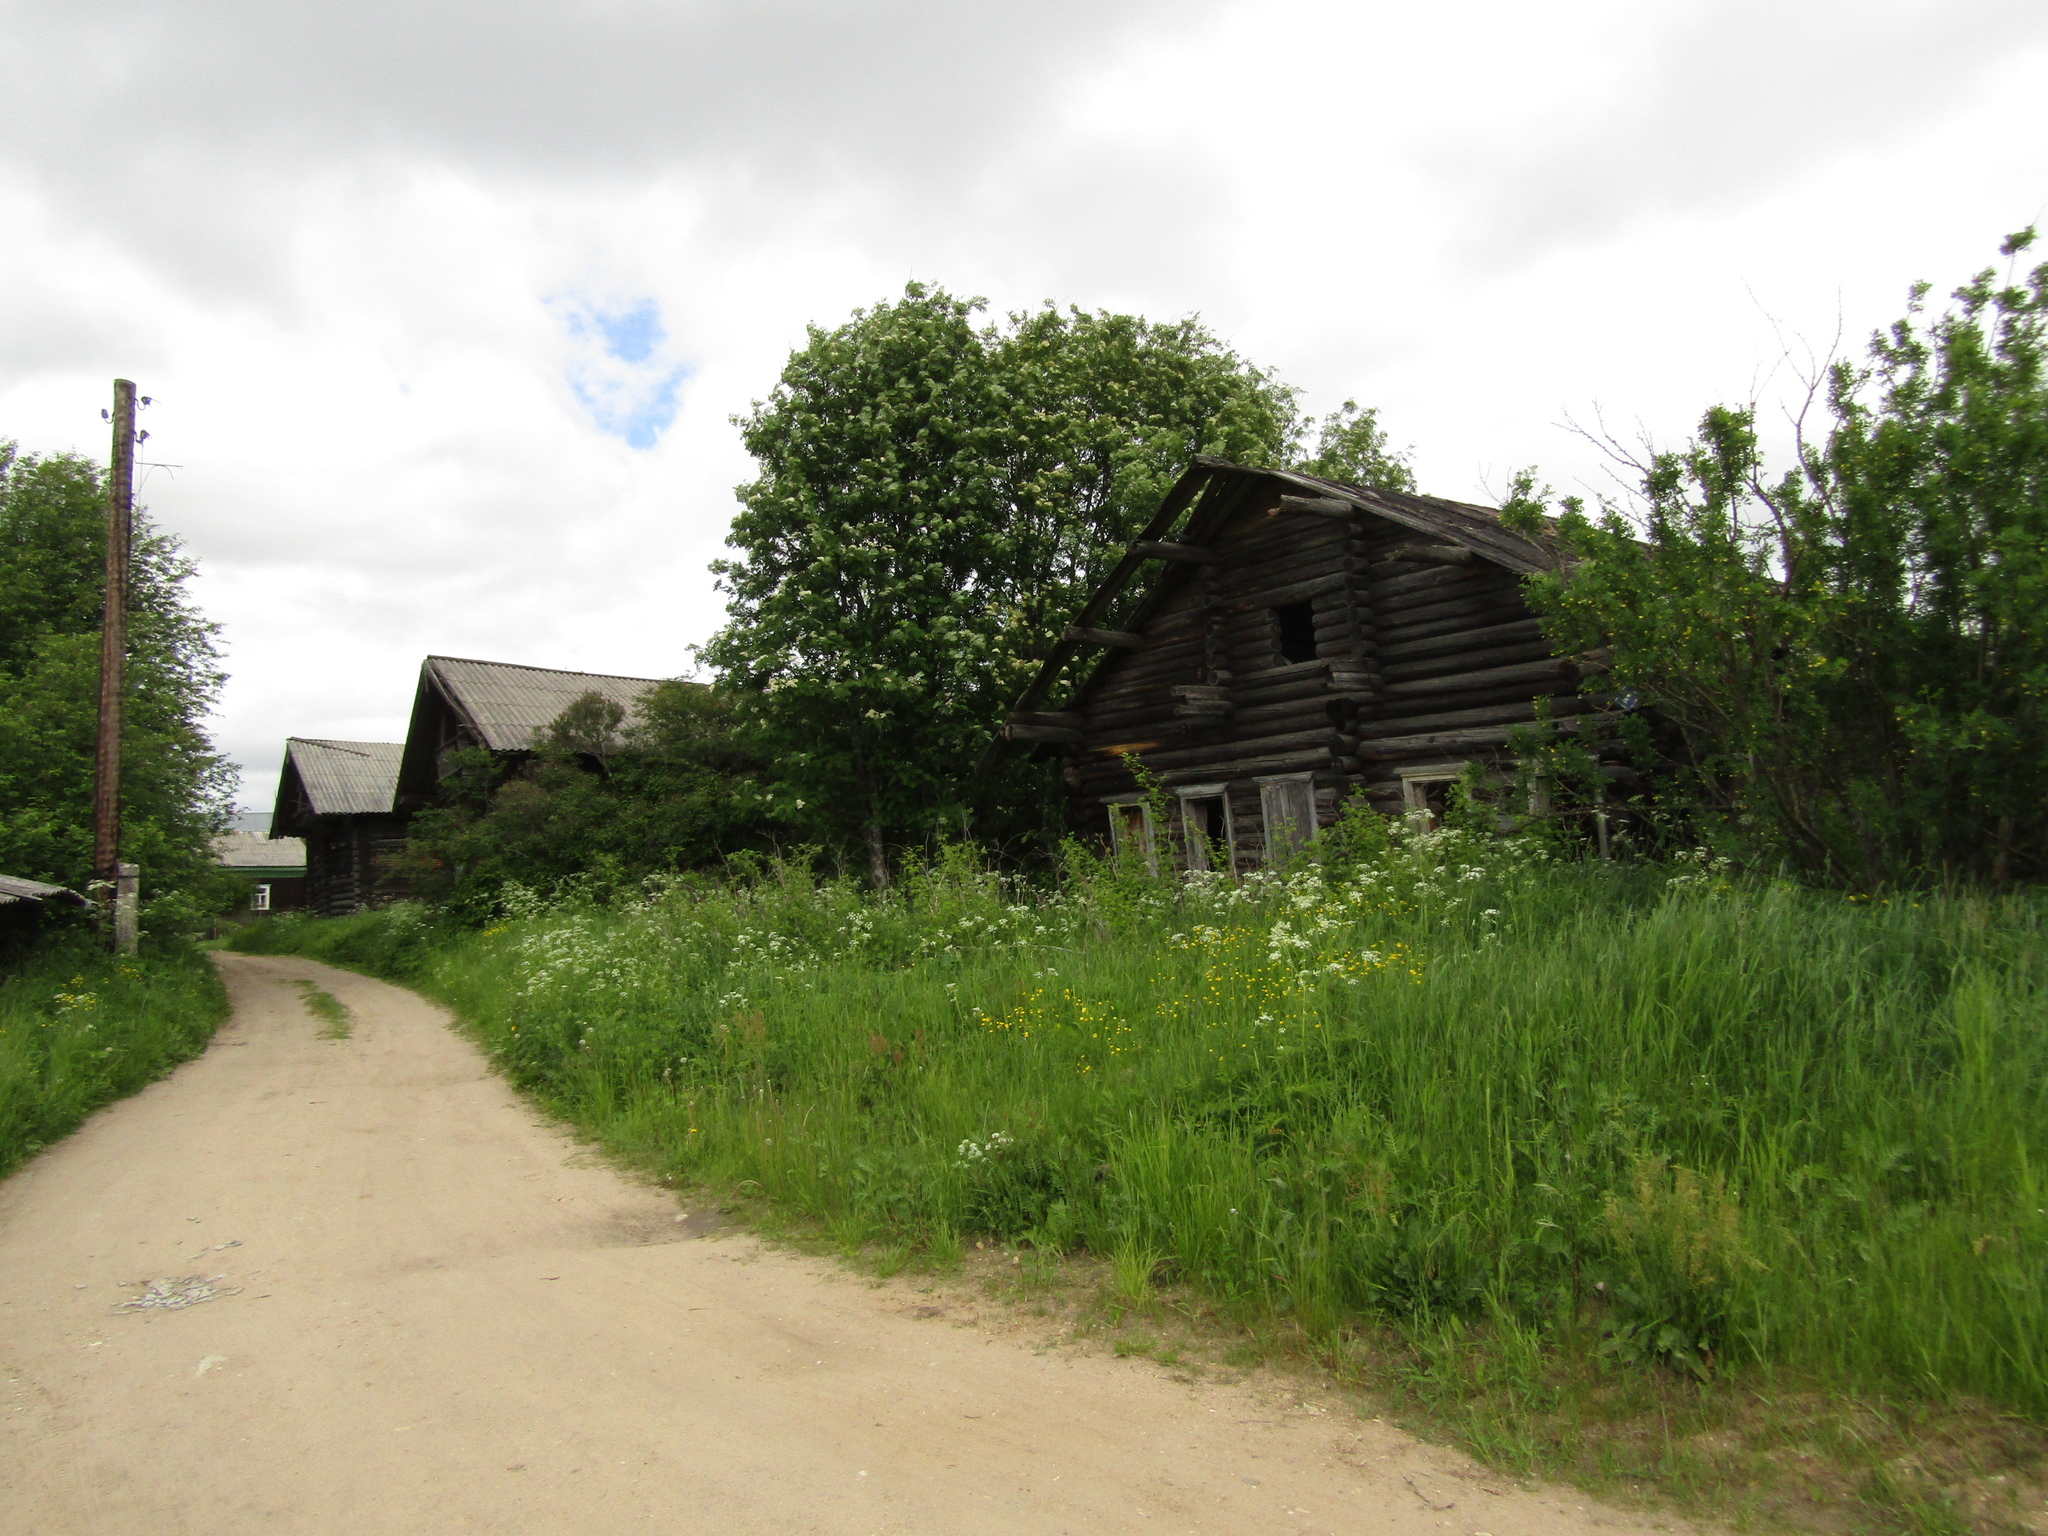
top-left (556, 294), bottom-right (692, 450)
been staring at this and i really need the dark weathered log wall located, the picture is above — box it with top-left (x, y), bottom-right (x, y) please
top-left (306, 814), bottom-right (412, 916)
top-left (1053, 481), bottom-right (1618, 871)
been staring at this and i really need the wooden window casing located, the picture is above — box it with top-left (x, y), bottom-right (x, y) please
top-left (1256, 773), bottom-right (1317, 865)
top-left (1399, 764), bottom-right (1466, 831)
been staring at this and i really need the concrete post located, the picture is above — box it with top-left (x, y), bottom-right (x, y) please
top-left (113, 862), bottom-right (139, 956)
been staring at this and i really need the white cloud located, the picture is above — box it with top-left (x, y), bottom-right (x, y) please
top-left (0, 0), bottom-right (2044, 813)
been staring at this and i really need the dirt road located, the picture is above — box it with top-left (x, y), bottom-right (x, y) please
top-left (1, 954), bottom-right (1687, 1535)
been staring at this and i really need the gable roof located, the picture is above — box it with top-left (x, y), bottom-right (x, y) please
top-left (416, 655), bottom-right (664, 752)
top-left (993, 455), bottom-right (1559, 740)
top-left (281, 738), bottom-right (404, 817)
top-left (395, 655), bottom-right (671, 806)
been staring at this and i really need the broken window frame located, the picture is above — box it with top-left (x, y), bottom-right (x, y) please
top-left (1101, 793), bottom-right (1158, 874)
top-left (1174, 782), bottom-right (1235, 873)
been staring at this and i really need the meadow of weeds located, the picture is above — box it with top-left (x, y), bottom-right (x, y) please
top-left (231, 812), bottom-right (2048, 1424)
top-left (0, 936), bottom-right (229, 1177)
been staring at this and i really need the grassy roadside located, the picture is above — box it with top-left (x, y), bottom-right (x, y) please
top-left (0, 935), bottom-right (230, 1178)
top-left (228, 830), bottom-right (2048, 1533)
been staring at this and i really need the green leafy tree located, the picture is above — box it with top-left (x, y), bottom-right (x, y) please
top-left (702, 285), bottom-right (1327, 882)
top-left (395, 682), bottom-right (779, 918)
top-left (0, 443), bottom-right (236, 932)
top-left (1294, 400), bottom-right (1415, 491)
top-left (1504, 231), bottom-right (2048, 884)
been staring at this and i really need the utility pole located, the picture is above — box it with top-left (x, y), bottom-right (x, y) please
top-left (93, 379), bottom-right (137, 950)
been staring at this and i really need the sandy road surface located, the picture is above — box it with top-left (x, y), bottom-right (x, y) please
top-left (1, 954), bottom-right (1692, 1535)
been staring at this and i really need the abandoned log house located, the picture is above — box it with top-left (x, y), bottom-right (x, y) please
top-left (393, 654), bottom-right (666, 812)
top-left (996, 455), bottom-right (1618, 871)
top-left (270, 738), bottom-right (408, 915)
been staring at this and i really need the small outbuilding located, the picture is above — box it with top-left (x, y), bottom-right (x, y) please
top-left (271, 738), bottom-right (409, 916)
top-left (212, 829), bottom-right (309, 916)
top-left (0, 873), bottom-right (88, 946)
top-left (997, 455), bottom-right (1619, 871)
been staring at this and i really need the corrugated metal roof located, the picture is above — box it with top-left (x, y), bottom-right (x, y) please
top-left (424, 656), bottom-right (664, 752)
top-left (213, 831), bottom-right (309, 870)
top-left (286, 738), bottom-right (404, 816)
top-left (0, 873), bottom-right (85, 906)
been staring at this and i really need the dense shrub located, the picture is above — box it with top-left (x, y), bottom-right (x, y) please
top-left (1508, 232), bottom-right (2048, 886)
top-left (0, 442), bottom-right (238, 931)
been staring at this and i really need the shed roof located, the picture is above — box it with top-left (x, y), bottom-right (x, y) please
top-left (284, 738), bottom-right (404, 817)
top-left (0, 873), bottom-right (86, 907)
top-left (421, 655), bottom-right (664, 752)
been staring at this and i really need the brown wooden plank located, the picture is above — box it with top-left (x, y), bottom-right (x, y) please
top-left (1378, 617), bottom-right (1545, 662)
top-left (1064, 625), bottom-right (1145, 648)
top-left (1379, 638), bottom-right (1560, 685)
top-left (1005, 722), bottom-right (1083, 744)
top-left (1352, 695), bottom-right (1598, 741)
top-left (1376, 656), bottom-right (1576, 694)
top-left (1351, 712), bottom-right (1621, 762)
top-left (1277, 494), bottom-right (1359, 517)
top-left (1220, 572), bottom-right (1351, 613)
top-left (1374, 588), bottom-right (1532, 628)
top-left (1133, 539), bottom-right (1220, 564)
top-left (1371, 563), bottom-right (1502, 601)
top-left (1375, 542), bottom-right (1474, 567)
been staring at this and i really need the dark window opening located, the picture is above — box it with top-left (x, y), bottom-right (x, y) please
top-left (1181, 794), bottom-right (1231, 870)
top-left (1275, 602), bottom-right (1318, 664)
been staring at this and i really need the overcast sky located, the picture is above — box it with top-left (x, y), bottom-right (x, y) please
top-left (4, 0), bottom-right (2044, 813)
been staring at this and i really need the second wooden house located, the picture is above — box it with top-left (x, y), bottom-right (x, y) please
top-left (271, 738), bottom-right (408, 915)
top-left (998, 456), bottom-right (1618, 871)
top-left (394, 654), bottom-right (667, 811)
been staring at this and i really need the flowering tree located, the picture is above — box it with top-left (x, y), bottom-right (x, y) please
top-left (703, 286), bottom-right (1326, 883)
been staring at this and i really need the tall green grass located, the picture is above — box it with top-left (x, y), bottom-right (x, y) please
top-left (232, 826), bottom-right (2048, 1419)
top-left (0, 937), bottom-right (229, 1176)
